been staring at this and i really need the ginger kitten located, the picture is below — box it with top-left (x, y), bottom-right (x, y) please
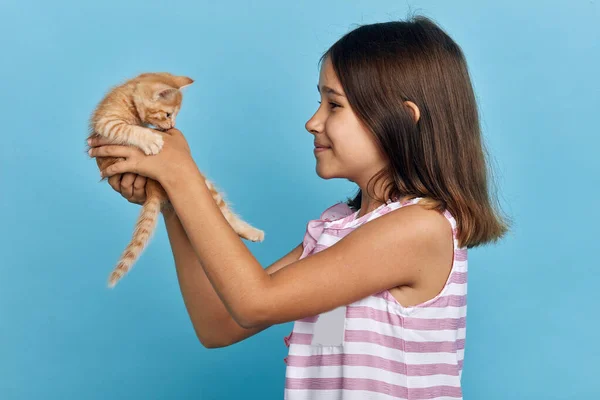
top-left (86, 72), bottom-right (264, 288)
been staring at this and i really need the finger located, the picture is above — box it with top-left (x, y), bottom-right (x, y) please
top-left (120, 173), bottom-right (137, 199)
top-left (89, 145), bottom-right (136, 159)
top-left (108, 174), bottom-right (123, 192)
top-left (100, 160), bottom-right (135, 178)
top-left (132, 175), bottom-right (147, 201)
top-left (165, 128), bottom-right (182, 136)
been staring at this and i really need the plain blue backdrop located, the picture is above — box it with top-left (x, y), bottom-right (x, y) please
top-left (1, 0), bottom-right (598, 399)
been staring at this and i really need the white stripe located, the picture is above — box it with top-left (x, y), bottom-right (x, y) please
top-left (293, 320), bottom-right (317, 334)
top-left (316, 232), bottom-right (342, 247)
top-left (289, 342), bottom-right (459, 365)
top-left (286, 364), bottom-right (461, 388)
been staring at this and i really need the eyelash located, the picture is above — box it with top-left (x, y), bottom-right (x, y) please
top-left (318, 101), bottom-right (340, 109)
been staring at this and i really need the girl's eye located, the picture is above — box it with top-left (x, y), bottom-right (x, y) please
top-left (317, 101), bottom-right (340, 109)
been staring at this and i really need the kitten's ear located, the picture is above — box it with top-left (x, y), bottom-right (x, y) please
top-left (173, 76), bottom-right (194, 89)
top-left (153, 86), bottom-right (179, 101)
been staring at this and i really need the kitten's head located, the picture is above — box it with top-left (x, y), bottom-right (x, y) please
top-left (134, 73), bottom-right (194, 131)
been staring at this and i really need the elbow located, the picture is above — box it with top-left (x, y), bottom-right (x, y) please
top-left (234, 301), bottom-right (266, 330)
top-left (198, 334), bottom-right (230, 349)
top-left (193, 325), bottom-right (230, 349)
top-left (235, 314), bottom-right (258, 330)
top-left (233, 281), bottom-right (272, 329)
top-left (201, 339), bottom-right (226, 349)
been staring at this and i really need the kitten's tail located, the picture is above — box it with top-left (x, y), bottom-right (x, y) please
top-left (107, 180), bottom-right (166, 288)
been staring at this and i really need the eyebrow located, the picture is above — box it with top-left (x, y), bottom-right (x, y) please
top-left (317, 84), bottom-right (345, 97)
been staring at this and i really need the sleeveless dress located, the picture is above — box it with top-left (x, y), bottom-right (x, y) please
top-left (282, 197), bottom-right (468, 400)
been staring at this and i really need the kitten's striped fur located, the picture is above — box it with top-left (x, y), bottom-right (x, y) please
top-left (86, 72), bottom-right (264, 288)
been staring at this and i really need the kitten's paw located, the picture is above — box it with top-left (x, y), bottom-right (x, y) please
top-left (245, 228), bottom-right (265, 242)
top-left (140, 134), bottom-right (164, 155)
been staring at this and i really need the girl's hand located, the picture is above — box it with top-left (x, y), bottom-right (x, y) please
top-left (88, 128), bottom-right (196, 186)
top-left (94, 154), bottom-right (149, 205)
top-left (108, 173), bottom-right (148, 205)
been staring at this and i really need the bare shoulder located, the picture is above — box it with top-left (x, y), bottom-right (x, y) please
top-left (388, 203), bottom-right (453, 248)
top-left (339, 202), bottom-right (453, 287)
top-left (380, 204), bottom-right (455, 304)
top-left (357, 202), bottom-right (452, 249)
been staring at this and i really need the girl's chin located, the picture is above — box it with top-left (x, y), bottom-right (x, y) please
top-left (315, 165), bottom-right (340, 180)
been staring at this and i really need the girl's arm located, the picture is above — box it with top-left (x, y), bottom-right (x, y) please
top-left (162, 166), bottom-right (449, 330)
top-left (163, 207), bottom-right (303, 348)
top-left (89, 132), bottom-right (448, 331)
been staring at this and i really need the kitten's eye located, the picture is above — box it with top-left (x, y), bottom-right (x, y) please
top-left (166, 113), bottom-right (172, 118)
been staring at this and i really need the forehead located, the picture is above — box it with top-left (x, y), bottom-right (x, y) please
top-left (318, 57), bottom-right (344, 93)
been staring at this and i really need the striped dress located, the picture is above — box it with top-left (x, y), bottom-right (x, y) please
top-left (283, 197), bottom-right (468, 400)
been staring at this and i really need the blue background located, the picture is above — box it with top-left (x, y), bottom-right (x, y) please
top-left (1, 0), bottom-right (598, 399)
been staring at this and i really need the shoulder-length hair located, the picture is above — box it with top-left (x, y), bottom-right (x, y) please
top-left (321, 15), bottom-right (511, 248)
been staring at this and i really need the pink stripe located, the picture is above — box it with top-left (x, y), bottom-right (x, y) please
top-left (347, 305), bottom-right (466, 330)
top-left (448, 271), bottom-right (467, 284)
top-left (427, 295), bottom-right (467, 307)
top-left (320, 202), bottom-right (354, 221)
top-left (287, 332), bottom-right (313, 345)
top-left (344, 329), bottom-right (464, 353)
top-left (298, 315), bottom-right (319, 323)
top-left (313, 244), bottom-right (328, 253)
top-left (455, 248), bottom-right (467, 261)
top-left (285, 377), bottom-right (462, 399)
top-left (285, 353), bottom-right (459, 376)
top-left (325, 207), bottom-right (395, 234)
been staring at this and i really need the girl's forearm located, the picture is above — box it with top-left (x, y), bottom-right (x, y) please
top-left (162, 208), bottom-right (256, 347)
top-left (162, 167), bottom-right (270, 329)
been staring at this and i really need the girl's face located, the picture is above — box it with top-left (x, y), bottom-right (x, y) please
top-left (305, 57), bottom-right (388, 188)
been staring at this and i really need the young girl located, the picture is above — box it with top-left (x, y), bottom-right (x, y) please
top-left (89, 15), bottom-right (509, 400)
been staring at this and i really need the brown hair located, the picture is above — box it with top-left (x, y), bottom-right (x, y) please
top-left (320, 14), bottom-right (511, 249)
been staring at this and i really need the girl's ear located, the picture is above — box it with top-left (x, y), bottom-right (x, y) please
top-left (403, 101), bottom-right (421, 124)
top-left (173, 76), bottom-right (194, 89)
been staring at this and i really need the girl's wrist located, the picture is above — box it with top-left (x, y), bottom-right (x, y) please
top-left (162, 159), bottom-right (203, 196)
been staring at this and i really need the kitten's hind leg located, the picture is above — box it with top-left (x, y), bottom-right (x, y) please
top-left (223, 210), bottom-right (265, 242)
top-left (204, 178), bottom-right (265, 242)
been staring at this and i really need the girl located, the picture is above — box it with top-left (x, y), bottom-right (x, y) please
top-left (89, 15), bottom-right (509, 400)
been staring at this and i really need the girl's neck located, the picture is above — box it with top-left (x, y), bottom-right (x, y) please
top-left (357, 192), bottom-right (410, 219)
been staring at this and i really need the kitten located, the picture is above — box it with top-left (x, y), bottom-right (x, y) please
top-left (86, 72), bottom-right (265, 288)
